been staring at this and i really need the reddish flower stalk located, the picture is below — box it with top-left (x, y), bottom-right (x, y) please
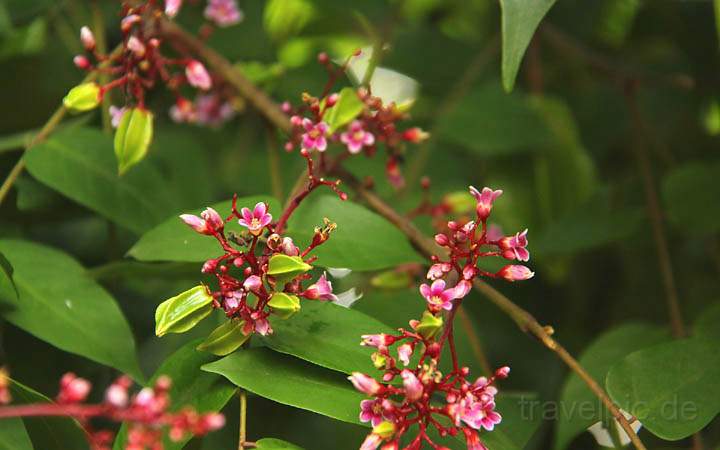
top-left (350, 186), bottom-right (533, 450)
top-left (0, 371), bottom-right (223, 450)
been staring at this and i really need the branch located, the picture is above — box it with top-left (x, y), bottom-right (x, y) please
top-left (160, 22), bottom-right (647, 450)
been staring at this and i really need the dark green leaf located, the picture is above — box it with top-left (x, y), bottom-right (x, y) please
top-left (203, 348), bottom-right (365, 425)
top-left (263, 301), bottom-right (394, 374)
top-left (554, 323), bottom-right (669, 450)
top-left (0, 239), bottom-right (143, 381)
top-left (24, 127), bottom-right (180, 234)
top-left (286, 195), bottom-right (423, 270)
top-left (0, 251), bottom-right (16, 299)
top-left (606, 338), bottom-right (720, 440)
top-left (256, 438), bottom-right (305, 450)
top-left (128, 196), bottom-right (280, 262)
top-left (693, 302), bottom-right (720, 341)
top-left (662, 162), bottom-right (720, 234)
top-left (113, 340), bottom-right (237, 450)
top-left (499, 0), bottom-right (557, 91)
top-left (0, 418), bottom-right (33, 450)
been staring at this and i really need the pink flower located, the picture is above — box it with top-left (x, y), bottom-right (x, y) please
top-left (340, 120), bottom-right (375, 154)
top-left (300, 119), bottom-right (329, 152)
top-left (165, 0), bottom-right (183, 17)
top-left (169, 97), bottom-right (196, 124)
top-left (419, 279), bottom-right (457, 311)
top-left (238, 202), bottom-right (272, 235)
top-left (243, 275), bottom-right (262, 293)
top-left (201, 207), bottom-right (223, 230)
top-left (186, 60), bottom-right (212, 90)
top-left (497, 265), bottom-right (534, 282)
top-left (469, 186), bottom-right (503, 220)
top-left (304, 273), bottom-right (338, 301)
top-left (486, 224), bottom-right (504, 242)
top-left (80, 26), bottom-right (95, 50)
top-left (204, 0), bottom-right (243, 27)
top-left (453, 280), bottom-right (472, 299)
top-left (359, 399), bottom-right (385, 426)
top-left (463, 429), bottom-right (489, 450)
top-left (349, 373), bottom-right (382, 396)
top-left (180, 214), bottom-right (212, 235)
top-left (400, 370), bottom-right (423, 402)
top-left (500, 229), bottom-right (529, 262)
top-left (194, 94), bottom-right (235, 127)
top-left (426, 262), bottom-right (451, 280)
top-left (397, 344), bottom-right (413, 366)
top-left (254, 316), bottom-right (271, 336)
top-left (109, 105), bottom-right (127, 128)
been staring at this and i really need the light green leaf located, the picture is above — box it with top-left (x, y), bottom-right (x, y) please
top-left (346, 48), bottom-right (419, 110)
top-left (203, 348), bottom-right (366, 425)
top-left (113, 340), bottom-right (237, 450)
top-left (693, 302), bottom-right (720, 341)
top-left (128, 196), bottom-right (280, 262)
top-left (256, 438), bottom-right (304, 450)
top-left (554, 323), bottom-right (669, 450)
top-left (0, 239), bottom-right (143, 381)
top-left (662, 162), bottom-right (720, 234)
top-left (197, 319), bottom-right (250, 356)
top-left (0, 418), bottom-right (33, 450)
top-left (24, 127), bottom-right (180, 234)
top-left (499, 0), bottom-right (557, 91)
top-left (263, 301), bottom-right (394, 375)
top-left (263, 0), bottom-right (316, 41)
top-left (155, 285), bottom-right (215, 337)
top-left (606, 338), bottom-right (720, 441)
top-left (324, 87), bottom-right (364, 133)
top-left (286, 195), bottom-right (423, 270)
top-left (0, 17), bottom-right (46, 61)
top-left (0, 251), bottom-right (16, 299)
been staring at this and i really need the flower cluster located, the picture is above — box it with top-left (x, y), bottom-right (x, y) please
top-left (348, 186), bottom-right (533, 449)
top-left (179, 197), bottom-right (339, 338)
top-left (282, 52), bottom-right (428, 189)
top-left (69, 0), bottom-right (241, 128)
top-left (0, 371), bottom-right (224, 450)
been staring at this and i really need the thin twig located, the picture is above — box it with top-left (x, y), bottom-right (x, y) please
top-left (238, 389), bottom-right (247, 450)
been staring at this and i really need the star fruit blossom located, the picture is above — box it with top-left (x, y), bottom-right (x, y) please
top-left (340, 120), bottom-right (375, 154)
top-left (349, 186), bottom-right (533, 449)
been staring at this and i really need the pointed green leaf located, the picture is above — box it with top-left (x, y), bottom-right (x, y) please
top-left (0, 239), bottom-right (143, 381)
top-left (323, 87), bottom-right (364, 133)
top-left (256, 438), bottom-right (304, 450)
top-left (155, 285), bottom-right (214, 337)
top-left (499, 0), bottom-right (557, 91)
top-left (0, 418), bottom-right (33, 450)
top-left (197, 319), bottom-right (250, 356)
top-left (114, 108), bottom-right (154, 175)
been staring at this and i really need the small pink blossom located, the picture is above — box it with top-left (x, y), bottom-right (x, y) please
top-left (281, 236), bottom-right (300, 256)
top-left (121, 14), bottom-right (141, 32)
top-left (194, 94), bottom-right (235, 127)
top-left (397, 344), bottom-right (413, 366)
top-left (186, 60), bottom-right (212, 90)
top-left (304, 273), bottom-right (338, 301)
top-left (254, 316), bottom-right (271, 336)
top-left (300, 118), bottom-right (329, 152)
top-left (426, 262), bottom-right (451, 280)
top-left (500, 229), bottom-right (530, 262)
top-left (165, 0), bottom-right (183, 17)
top-left (469, 186), bottom-right (503, 220)
top-left (462, 265), bottom-right (478, 280)
top-left (359, 399), bottom-right (385, 426)
top-left (340, 120), bottom-right (375, 154)
top-left (180, 213), bottom-right (211, 235)
top-left (419, 279), bottom-right (457, 311)
top-left (204, 0), bottom-right (243, 27)
top-left (169, 97), bottom-right (196, 123)
top-left (238, 202), bottom-right (272, 235)
top-left (109, 105), bottom-right (127, 128)
top-left (400, 370), bottom-right (423, 402)
top-left (349, 373), bottom-right (382, 396)
top-left (201, 207), bottom-right (223, 231)
top-left (453, 280), bottom-right (472, 299)
top-left (497, 265), bottom-right (534, 282)
top-left (463, 429), bottom-right (489, 450)
top-left (243, 275), bottom-right (262, 293)
top-left (80, 26), bottom-right (95, 50)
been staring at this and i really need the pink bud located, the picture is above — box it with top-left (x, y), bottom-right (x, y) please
top-left (80, 26), bottom-right (95, 50)
top-left (434, 233), bottom-right (449, 246)
top-left (462, 265), bottom-right (478, 280)
top-left (326, 93), bottom-right (339, 107)
top-left (290, 115), bottom-right (303, 126)
top-left (402, 127), bottom-right (429, 143)
top-left (200, 207), bottom-right (223, 230)
top-left (400, 370), bottom-right (423, 402)
top-left (397, 344), bottom-right (413, 366)
top-left (469, 186), bottom-right (502, 221)
top-left (165, 0), bottom-right (183, 17)
top-left (203, 412), bottom-right (225, 430)
top-left (281, 101), bottom-right (292, 113)
top-left (121, 14), bottom-right (142, 33)
top-left (202, 259), bottom-right (218, 273)
top-left (179, 214), bottom-right (211, 235)
top-left (58, 373), bottom-right (91, 404)
top-left (73, 55), bottom-right (90, 70)
top-left (126, 36), bottom-right (146, 58)
top-left (348, 373), bottom-right (382, 395)
top-left (497, 265), bottom-right (534, 282)
top-left (495, 366), bottom-right (510, 379)
top-left (361, 334), bottom-right (394, 349)
top-left (105, 384), bottom-right (128, 407)
top-left (186, 60), bottom-right (212, 90)
top-left (453, 280), bottom-right (472, 299)
top-left (243, 275), bottom-right (262, 292)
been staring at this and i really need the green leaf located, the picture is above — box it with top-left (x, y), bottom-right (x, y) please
top-left (9, 380), bottom-right (88, 450)
top-left (554, 323), bottom-right (669, 450)
top-left (128, 196), bottom-right (280, 262)
top-left (606, 338), bottom-right (720, 441)
top-left (0, 251), bottom-right (17, 299)
top-left (24, 127), bottom-right (180, 234)
top-left (155, 285), bottom-right (214, 337)
top-left (263, 301), bottom-right (394, 374)
top-left (113, 340), bottom-right (237, 450)
top-left (263, 0), bottom-right (316, 41)
top-left (267, 254), bottom-right (313, 285)
top-left (499, 0), bottom-right (557, 92)
top-left (662, 162), bottom-right (720, 234)
top-left (693, 302), bottom-right (720, 341)
top-left (0, 17), bottom-right (46, 61)
top-left (437, 82), bottom-right (552, 156)
top-left (0, 239), bottom-right (143, 381)
top-left (197, 319), bottom-right (250, 356)
top-left (0, 418), bottom-right (33, 450)
top-left (203, 348), bottom-right (366, 425)
top-left (370, 270), bottom-right (412, 289)
top-left (715, 0), bottom-right (720, 48)
top-left (345, 48), bottom-right (418, 110)
top-left (323, 87), bottom-right (364, 133)
top-left (114, 108), bottom-right (154, 175)
top-left (256, 438), bottom-right (304, 450)
top-left (286, 195), bottom-right (423, 270)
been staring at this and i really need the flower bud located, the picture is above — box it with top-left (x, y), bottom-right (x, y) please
top-left (397, 344), bottom-right (413, 366)
top-left (243, 275), bottom-right (262, 293)
top-left (497, 265), bottom-right (534, 282)
top-left (73, 55), bottom-right (90, 70)
top-left (434, 233), bottom-right (449, 246)
top-left (361, 334), bottom-right (394, 349)
top-left (121, 14), bottom-right (141, 32)
top-left (453, 280), bottom-right (472, 299)
top-left (267, 292), bottom-right (301, 319)
top-left (348, 372), bottom-right (382, 396)
top-left (495, 366), bottom-right (510, 379)
top-left (400, 370), bottom-right (423, 402)
top-left (114, 107), bottom-right (154, 175)
top-left (63, 83), bottom-right (101, 113)
top-left (80, 26), bottom-right (95, 50)
top-left (58, 373), bottom-right (91, 404)
top-left (186, 60), bottom-right (212, 90)
top-left (469, 186), bottom-right (502, 221)
top-left (402, 127), bottom-right (429, 143)
top-left (200, 207), bottom-right (224, 231)
top-left (165, 0), bottom-right (183, 17)
top-left (155, 285), bottom-right (214, 337)
top-left (180, 214), bottom-right (211, 235)
top-left (415, 311), bottom-right (443, 341)
top-left (126, 35), bottom-right (146, 58)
